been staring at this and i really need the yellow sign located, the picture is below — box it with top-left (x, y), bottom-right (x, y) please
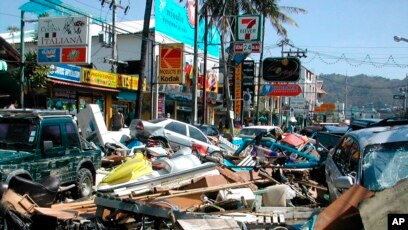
top-left (81, 68), bottom-right (117, 88)
top-left (159, 43), bottom-right (184, 84)
top-left (117, 74), bottom-right (141, 90)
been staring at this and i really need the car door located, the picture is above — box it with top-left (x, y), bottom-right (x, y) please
top-left (35, 122), bottom-right (71, 182)
top-left (188, 125), bottom-right (212, 150)
top-left (325, 135), bottom-right (359, 201)
top-left (164, 121), bottom-right (189, 149)
top-left (62, 121), bottom-right (83, 182)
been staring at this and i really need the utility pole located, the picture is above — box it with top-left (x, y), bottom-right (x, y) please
top-left (191, 0), bottom-right (199, 124)
top-left (345, 74), bottom-right (348, 120)
top-left (101, 0), bottom-right (128, 73)
top-left (202, 6), bottom-right (208, 124)
top-left (19, 11), bottom-right (25, 108)
top-left (256, 15), bottom-right (265, 125)
top-left (111, 0), bottom-right (117, 73)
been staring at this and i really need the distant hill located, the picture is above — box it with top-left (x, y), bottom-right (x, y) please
top-left (318, 74), bottom-right (407, 109)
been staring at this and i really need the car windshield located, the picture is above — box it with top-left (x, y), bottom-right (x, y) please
top-left (239, 128), bottom-right (267, 136)
top-left (362, 141), bottom-right (408, 191)
top-left (0, 120), bottom-right (38, 147)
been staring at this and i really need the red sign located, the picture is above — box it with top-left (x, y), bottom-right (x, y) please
top-left (234, 42), bottom-right (262, 53)
top-left (61, 47), bottom-right (87, 63)
top-left (266, 83), bottom-right (302, 96)
top-left (159, 43), bottom-right (184, 84)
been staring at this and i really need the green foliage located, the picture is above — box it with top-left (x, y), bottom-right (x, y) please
top-left (320, 74), bottom-right (404, 109)
top-left (11, 50), bottom-right (51, 89)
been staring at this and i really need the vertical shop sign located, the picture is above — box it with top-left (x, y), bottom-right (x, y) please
top-left (242, 60), bottom-right (255, 110)
top-left (234, 63), bottom-right (242, 116)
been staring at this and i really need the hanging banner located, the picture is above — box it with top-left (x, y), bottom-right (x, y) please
top-left (159, 43), bottom-right (184, 84)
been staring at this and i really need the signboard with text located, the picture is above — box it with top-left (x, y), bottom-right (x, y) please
top-left (48, 64), bottom-right (81, 82)
top-left (242, 60), bottom-right (255, 110)
top-left (236, 15), bottom-right (262, 42)
top-left (81, 68), bottom-right (117, 88)
top-left (159, 43), bottom-right (184, 84)
top-left (155, 0), bottom-right (220, 58)
top-left (234, 63), bottom-right (242, 116)
top-left (262, 83), bottom-right (302, 96)
top-left (117, 74), bottom-right (141, 90)
top-left (37, 16), bottom-right (91, 64)
top-left (233, 42), bottom-right (262, 53)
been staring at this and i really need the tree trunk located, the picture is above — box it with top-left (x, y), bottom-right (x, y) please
top-left (135, 0), bottom-right (153, 119)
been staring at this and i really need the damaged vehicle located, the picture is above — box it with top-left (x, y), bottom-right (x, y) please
top-left (0, 109), bottom-right (102, 199)
top-left (325, 124), bottom-right (408, 202)
top-left (129, 118), bottom-right (223, 156)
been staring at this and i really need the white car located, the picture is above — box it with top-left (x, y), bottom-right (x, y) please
top-left (129, 118), bottom-right (222, 155)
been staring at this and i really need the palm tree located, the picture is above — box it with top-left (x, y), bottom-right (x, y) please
top-left (201, 1), bottom-right (305, 37)
top-left (7, 25), bottom-right (19, 45)
top-left (201, 0), bottom-right (305, 131)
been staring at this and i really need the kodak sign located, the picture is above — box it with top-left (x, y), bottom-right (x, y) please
top-left (159, 43), bottom-right (184, 84)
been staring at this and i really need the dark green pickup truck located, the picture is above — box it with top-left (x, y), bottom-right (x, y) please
top-left (0, 109), bottom-right (102, 198)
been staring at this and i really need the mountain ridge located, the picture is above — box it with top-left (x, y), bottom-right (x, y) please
top-left (318, 74), bottom-right (407, 109)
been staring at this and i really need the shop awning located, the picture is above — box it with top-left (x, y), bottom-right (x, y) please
top-left (117, 90), bottom-right (137, 101)
top-left (48, 78), bottom-right (119, 93)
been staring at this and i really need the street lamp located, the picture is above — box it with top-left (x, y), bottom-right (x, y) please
top-left (394, 36), bottom-right (408, 43)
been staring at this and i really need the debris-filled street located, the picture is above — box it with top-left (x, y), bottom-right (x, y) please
top-left (1, 106), bottom-right (407, 229)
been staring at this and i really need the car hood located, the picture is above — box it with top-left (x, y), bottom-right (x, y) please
top-left (0, 149), bottom-right (34, 165)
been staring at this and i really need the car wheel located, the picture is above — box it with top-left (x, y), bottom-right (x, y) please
top-left (76, 168), bottom-right (93, 198)
top-left (157, 140), bottom-right (168, 148)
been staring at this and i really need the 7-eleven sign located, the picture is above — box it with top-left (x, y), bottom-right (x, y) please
top-left (236, 15), bottom-right (262, 42)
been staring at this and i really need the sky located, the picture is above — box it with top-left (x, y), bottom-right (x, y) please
top-left (1, 0), bottom-right (408, 79)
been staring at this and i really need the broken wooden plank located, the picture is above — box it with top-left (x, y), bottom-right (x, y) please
top-left (33, 207), bottom-right (78, 219)
top-left (217, 167), bottom-right (257, 191)
top-left (149, 182), bottom-right (253, 200)
top-left (314, 184), bottom-right (374, 230)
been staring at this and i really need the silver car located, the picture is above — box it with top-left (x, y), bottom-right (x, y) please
top-left (129, 118), bottom-right (222, 155)
top-left (325, 124), bottom-right (408, 202)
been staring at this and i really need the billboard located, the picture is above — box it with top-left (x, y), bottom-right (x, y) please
top-left (155, 0), bottom-right (220, 58)
top-left (262, 57), bottom-right (301, 82)
top-left (159, 43), bottom-right (184, 84)
top-left (37, 16), bottom-right (91, 64)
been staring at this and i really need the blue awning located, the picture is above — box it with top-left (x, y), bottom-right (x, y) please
top-left (117, 90), bottom-right (137, 101)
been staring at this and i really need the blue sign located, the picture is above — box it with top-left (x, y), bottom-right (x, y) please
top-left (155, 0), bottom-right (220, 58)
top-left (48, 64), bottom-right (81, 82)
top-left (38, 48), bottom-right (61, 63)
